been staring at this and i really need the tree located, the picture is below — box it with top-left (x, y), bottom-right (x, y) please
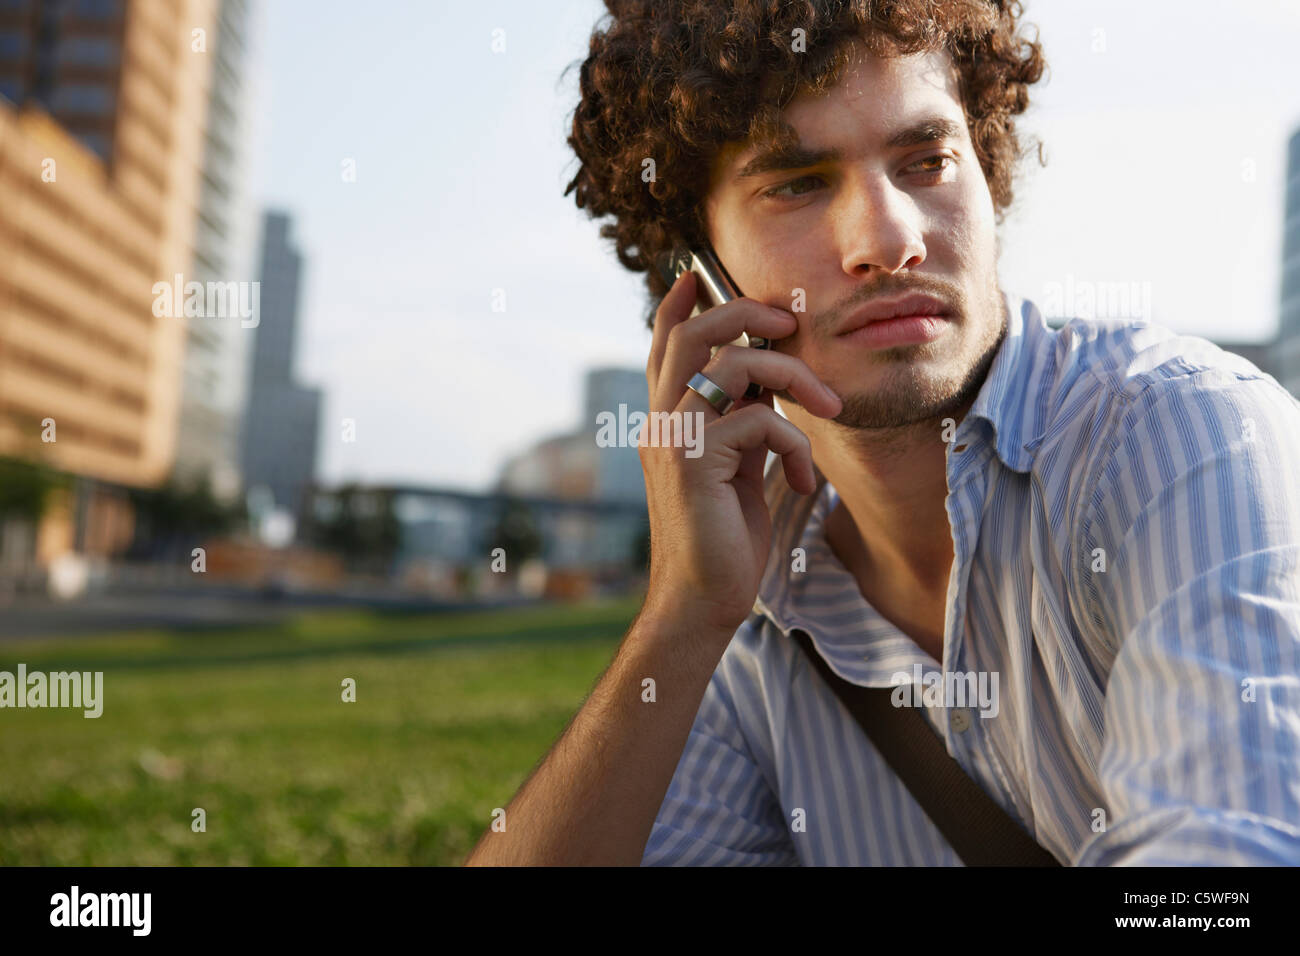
top-left (631, 517), bottom-right (651, 572)
top-left (125, 472), bottom-right (246, 561)
top-left (0, 456), bottom-right (63, 522)
top-left (488, 497), bottom-right (542, 570)
top-left (301, 485), bottom-right (401, 575)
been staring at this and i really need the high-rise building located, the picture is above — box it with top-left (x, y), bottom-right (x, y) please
top-left (239, 210), bottom-right (322, 527)
top-left (584, 367), bottom-right (648, 503)
top-left (497, 366), bottom-right (649, 504)
top-left (173, 0), bottom-right (258, 502)
top-left (1281, 127), bottom-right (1300, 398)
top-left (0, 0), bottom-right (226, 564)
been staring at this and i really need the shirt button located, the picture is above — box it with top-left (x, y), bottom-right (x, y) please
top-left (950, 709), bottom-right (971, 733)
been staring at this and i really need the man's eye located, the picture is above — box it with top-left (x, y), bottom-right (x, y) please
top-left (761, 175), bottom-right (824, 200)
top-left (907, 155), bottom-right (954, 176)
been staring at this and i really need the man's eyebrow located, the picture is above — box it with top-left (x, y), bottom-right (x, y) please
top-left (733, 115), bottom-right (965, 181)
top-left (884, 115), bottom-right (965, 150)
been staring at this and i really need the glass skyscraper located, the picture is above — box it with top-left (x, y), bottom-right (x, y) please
top-left (1281, 127), bottom-right (1300, 398)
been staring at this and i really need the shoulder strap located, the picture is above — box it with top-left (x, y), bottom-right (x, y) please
top-left (789, 628), bottom-right (1062, 866)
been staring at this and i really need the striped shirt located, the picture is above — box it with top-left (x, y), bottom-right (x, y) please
top-left (641, 293), bottom-right (1300, 866)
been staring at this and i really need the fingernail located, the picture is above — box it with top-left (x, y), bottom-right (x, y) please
top-left (821, 382), bottom-right (839, 402)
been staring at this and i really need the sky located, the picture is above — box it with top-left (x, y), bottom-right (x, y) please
top-left (253, 0), bottom-right (1300, 493)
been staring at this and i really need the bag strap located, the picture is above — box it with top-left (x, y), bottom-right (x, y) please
top-left (789, 628), bottom-right (1062, 866)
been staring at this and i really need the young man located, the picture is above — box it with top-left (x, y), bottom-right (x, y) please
top-left (466, 0), bottom-right (1300, 865)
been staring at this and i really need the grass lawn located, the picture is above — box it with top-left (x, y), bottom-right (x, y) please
top-left (0, 596), bottom-right (642, 865)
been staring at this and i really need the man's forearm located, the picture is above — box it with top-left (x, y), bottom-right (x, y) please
top-left (463, 607), bottom-right (734, 866)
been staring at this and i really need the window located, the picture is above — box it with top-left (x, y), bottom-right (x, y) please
top-left (0, 30), bottom-right (26, 57)
top-left (67, 0), bottom-right (120, 19)
top-left (57, 36), bottom-right (118, 67)
top-left (50, 83), bottom-right (113, 113)
top-left (75, 131), bottom-right (110, 160)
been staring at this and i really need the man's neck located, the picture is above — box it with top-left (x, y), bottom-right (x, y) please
top-left (824, 397), bottom-right (971, 570)
top-left (807, 398), bottom-right (975, 660)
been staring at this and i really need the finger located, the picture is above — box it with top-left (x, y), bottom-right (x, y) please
top-left (676, 368), bottom-right (740, 423)
top-left (656, 299), bottom-right (797, 409)
top-left (706, 403), bottom-right (817, 496)
top-left (734, 440), bottom-right (770, 494)
top-left (646, 270), bottom-right (697, 401)
top-left (675, 345), bottom-right (841, 422)
top-left (676, 297), bottom-right (800, 352)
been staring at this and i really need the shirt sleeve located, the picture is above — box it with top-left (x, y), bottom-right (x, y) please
top-left (640, 625), bottom-right (798, 866)
top-left (1074, 369), bottom-right (1300, 865)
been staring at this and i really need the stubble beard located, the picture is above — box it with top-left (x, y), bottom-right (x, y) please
top-left (818, 284), bottom-right (1007, 433)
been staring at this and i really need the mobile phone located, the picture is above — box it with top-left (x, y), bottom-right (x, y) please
top-left (655, 244), bottom-right (772, 400)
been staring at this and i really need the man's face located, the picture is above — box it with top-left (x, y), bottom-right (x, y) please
top-left (703, 43), bottom-right (1006, 429)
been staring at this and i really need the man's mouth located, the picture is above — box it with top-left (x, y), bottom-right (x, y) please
top-left (835, 293), bottom-right (951, 337)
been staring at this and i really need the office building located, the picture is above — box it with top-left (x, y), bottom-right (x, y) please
top-left (173, 0), bottom-right (258, 502)
top-left (238, 210), bottom-right (322, 526)
top-left (0, 0), bottom-right (224, 564)
top-left (584, 367), bottom-right (648, 503)
top-left (499, 366), bottom-right (649, 505)
top-left (1281, 127), bottom-right (1300, 397)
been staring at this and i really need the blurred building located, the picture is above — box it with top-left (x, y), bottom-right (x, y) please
top-left (498, 432), bottom-right (597, 500)
top-left (583, 367), bottom-right (648, 502)
top-left (1281, 126), bottom-right (1300, 397)
top-left (173, 0), bottom-right (259, 503)
top-left (238, 210), bottom-right (321, 528)
top-left (0, 0), bottom-right (234, 570)
top-left (306, 483), bottom-right (648, 599)
top-left (483, 366), bottom-right (651, 598)
top-left (499, 366), bottom-right (648, 504)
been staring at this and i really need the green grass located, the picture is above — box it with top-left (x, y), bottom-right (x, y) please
top-left (0, 596), bottom-right (642, 865)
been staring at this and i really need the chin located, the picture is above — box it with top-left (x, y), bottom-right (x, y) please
top-left (830, 360), bottom-right (984, 428)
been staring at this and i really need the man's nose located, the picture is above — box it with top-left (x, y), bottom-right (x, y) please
top-left (836, 175), bottom-right (927, 278)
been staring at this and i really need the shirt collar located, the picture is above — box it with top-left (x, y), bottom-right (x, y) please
top-left (752, 459), bottom-right (834, 638)
top-left (752, 291), bottom-right (1053, 633)
top-left (964, 291), bottom-right (1052, 475)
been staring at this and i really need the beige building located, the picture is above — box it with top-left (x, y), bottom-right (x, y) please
top-left (498, 433), bottom-right (599, 501)
top-left (0, 0), bottom-right (221, 564)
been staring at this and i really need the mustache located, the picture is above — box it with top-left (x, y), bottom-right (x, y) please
top-left (812, 276), bottom-right (963, 335)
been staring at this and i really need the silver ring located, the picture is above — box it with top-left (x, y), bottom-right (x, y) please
top-left (685, 372), bottom-right (734, 416)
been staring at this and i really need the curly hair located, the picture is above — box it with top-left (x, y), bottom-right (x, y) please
top-left (563, 0), bottom-right (1046, 326)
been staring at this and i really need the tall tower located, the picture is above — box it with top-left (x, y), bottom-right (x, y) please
top-left (173, 0), bottom-right (259, 503)
top-left (239, 210), bottom-right (321, 529)
top-left (1281, 127), bottom-right (1300, 398)
top-left (584, 367), bottom-right (648, 503)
